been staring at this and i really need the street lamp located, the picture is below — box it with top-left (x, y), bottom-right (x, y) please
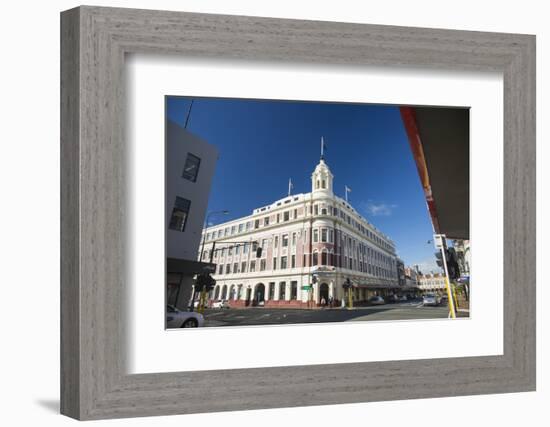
top-left (200, 210), bottom-right (229, 262)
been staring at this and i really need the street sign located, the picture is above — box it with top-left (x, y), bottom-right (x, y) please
top-left (301, 286), bottom-right (312, 291)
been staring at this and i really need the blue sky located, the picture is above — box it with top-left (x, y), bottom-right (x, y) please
top-left (167, 96), bottom-right (442, 273)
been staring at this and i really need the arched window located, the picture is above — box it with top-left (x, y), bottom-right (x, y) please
top-left (321, 179), bottom-right (326, 189)
top-left (316, 180), bottom-right (320, 189)
top-left (321, 250), bottom-right (327, 266)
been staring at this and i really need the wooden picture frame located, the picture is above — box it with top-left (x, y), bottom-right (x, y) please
top-left (60, 5), bottom-right (536, 420)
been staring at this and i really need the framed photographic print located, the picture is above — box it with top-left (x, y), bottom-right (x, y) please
top-left (61, 6), bottom-right (535, 420)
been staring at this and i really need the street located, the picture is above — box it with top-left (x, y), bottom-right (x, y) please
top-left (201, 300), bottom-right (469, 327)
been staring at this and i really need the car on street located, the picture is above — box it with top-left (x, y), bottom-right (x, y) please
top-left (422, 294), bottom-right (441, 306)
top-left (166, 305), bottom-right (205, 328)
top-left (439, 295), bottom-right (449, 306)
top-left (398, 295), bottom-right (408, 302)
top-left (385, 294), bottom-right (399, 303)
top-left (368, 296), bottom-right (386, 305)
top-left (211, 299), bottom-right (230, 309)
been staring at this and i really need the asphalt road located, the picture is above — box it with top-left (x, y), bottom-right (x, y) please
top-left (202, 300), bottom-right (469, 327)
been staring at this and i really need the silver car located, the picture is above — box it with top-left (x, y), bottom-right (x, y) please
top-left (422, 294), bottom-right (441, 306)
top-left (166, 305), bottom-right (205, 328)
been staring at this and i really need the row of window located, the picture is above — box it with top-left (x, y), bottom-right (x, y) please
top-left (213, 281), bottom-right (299, 301)
top-left (216, 254), bottom-right (298, 275)
top-left (205, 201), bottom-right (393, 253)
top-left (213, 252), bottom-right (396, 279)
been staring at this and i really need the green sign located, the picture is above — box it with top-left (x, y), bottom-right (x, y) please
top-left (301, 285), bottom-right (312, 291)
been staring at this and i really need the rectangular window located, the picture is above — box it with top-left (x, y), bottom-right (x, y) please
top-left (291, 281), bottom-right (298, 300)
top-left (249, 260), bottom-right (256, 272)
top-left (282, 234), bottom-right (289, 247)
top-left (274, 236), bottom-right (279, 248)
top-left (168, 197), bottom-right (191, 232)
top-left (264, 217), bottom-right (269, 226)
top-left (233, 263), bottom-right (238, 273)
top-left (254, 219), bottom-right (260, 229)
top-left (246, 221), bottom-right (251, 231)
top-left (269, 282), bottom-right (275, 300)
top-left (279, 282), bottom-right (286, 300)
top-left (243, 243), bottom-right (249, 254)
top-left (281, 256), bottom-right (288, 269)
top-left (314, 205), bottom-right (319, 215)
top-left (313, 229), bottom-right (319, 243)
top-left (283, 211), bottom-right (290, 221)
top-left (321, 208), bottom-right (327, 215)
top-left (182, 153), bottom-right (201, 182)
top-left (231, 225), bottom-right (236, 234)
top-left (273, 257), bottom-right (277, 270)
top-left (291, 254), bottom-right (296, 268)
top-left (293, 208), bottom-right (298, 218)
top-left (241, 261), bottom-right (247, 273)
top-left (277, 213), bottom-right (280, 223)
top-left (260, 259), bottom-right (266, 271)
top-left (329, 229), bottom-right (334, 243)
top-left (228, 246), bottom-right (233, 256)
top-left (321, 228), bottom-right (327, 242)
top-left (262, 238), bottom-right (268, 249)
top-left (292, 232), bottom-right (297, 246)
top-left (238, 223), bottom-right (244, 233)
top-left (218, 264), bottom-right (223, 275)
top-left (235, 245), bottom-right (240, 255)
top-left (225, 264), bottom-right (230, 274)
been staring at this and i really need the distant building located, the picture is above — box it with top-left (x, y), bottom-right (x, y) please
top-left (418, 273), bottom-right (447, 293)
top-left (199, 155), bottom-right (400, 308)
top-left (166, 120), bottom-right (219, 309)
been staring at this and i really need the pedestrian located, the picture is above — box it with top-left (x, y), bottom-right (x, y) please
top-left (320, 296), bottom-right (326, 308)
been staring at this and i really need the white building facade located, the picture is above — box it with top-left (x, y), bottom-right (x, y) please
top-left (418, 273), bottom-right (447, 293)
top-left (199, 157), bottom-right (400, 308)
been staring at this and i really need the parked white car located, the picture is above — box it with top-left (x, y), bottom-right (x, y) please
top-left (211, 299), bottom-right (230, 309)
top-left (166, 305), bottom-right (205, 328)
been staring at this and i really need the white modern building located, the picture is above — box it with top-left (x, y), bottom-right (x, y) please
top-left (166, 120), bottom-right (219, 309)
top-left (199, 155), bottom-right (400, 308)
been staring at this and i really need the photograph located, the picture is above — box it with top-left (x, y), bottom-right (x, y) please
top-left (164, 96), bottom-right (471, 328)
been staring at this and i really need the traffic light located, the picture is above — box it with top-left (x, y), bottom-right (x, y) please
top-left (195, 273), bottom-right (216, 292)
top-left (434, 249), bottom-right (461, 280)
top-left (342, 278), bottom-right (352, 289)
top-left (446, 248), bottom-right (460, 280)
top-left (435, 251), bottom-right (444, 268)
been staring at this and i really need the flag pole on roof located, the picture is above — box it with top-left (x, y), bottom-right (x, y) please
top-left (345, 185), bottom-right (352, 202)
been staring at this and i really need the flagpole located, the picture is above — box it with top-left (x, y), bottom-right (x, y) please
top-left (288, 178), bottom-right (292, 197)
top-left (321, 136), bottom-right (324, 159)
